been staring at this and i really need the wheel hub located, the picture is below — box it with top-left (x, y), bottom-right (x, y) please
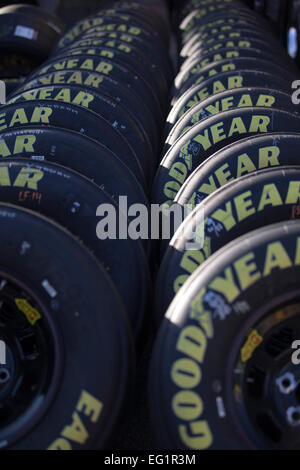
top-left (230, 301), bottom-right (300, 449)
top-left (0, 273), bottom-right (61, 447)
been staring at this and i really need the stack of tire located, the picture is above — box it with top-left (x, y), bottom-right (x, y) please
top-left (0, 4), bottom-right (66, 94)
top-left (0, 2), bottom-right (171, 450)
top-left (150, 0), bottom-right (300, 450)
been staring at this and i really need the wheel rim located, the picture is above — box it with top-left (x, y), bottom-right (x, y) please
top-left (0, 271), bottom-right (62, 448)
top-left (228, 293), bottom-right (300, 450)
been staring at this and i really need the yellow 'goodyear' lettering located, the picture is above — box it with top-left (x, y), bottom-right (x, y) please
top-left (194, 239), bottom-right (298, 305)
top-left (69, 48), bottom-right (115, 59)
top-left (205, 40), bottom-right (252, 54)
top-left (187, 42), bottom-right (251, 79)
top-left (205, 31), bottom-right (242, 43)
top-left (0, 107), bottom-right (52, 131)
top-left (163, 114), bottom-right (271, 207)
top-left (48, 390), bottom-right (103, 449)
top-left (174, 178), bottom-right (300, 290)
top-left (194, 51), bottom-right (241, 72)
top-left (104, 40), bottom-right (131, 53)
top-left (11, 88), bottom-right (94, 109)
top-left (189, 146), bottom-right (281, 202)
top-left (171, 325), bottom-right (213, 449)
top-left (182, 93), bottom-right (275, 136)
top-left (171, 236), bottom-right (300, 449)
top-left (182, 62), bottom-right (236, 86)
top-left (174, 238), bottom-right (211, 294)
top-left (181, 75), bottom-right (244, 117)
top-left (69, 38), bottom-right (131, 51)
top-left (60, 17), bottom-right (104, 45)
top-left (77, 31), bottom-right (134, 43)
top-left (71, 40), bottom-right (132, 54)
top-left (77, 23), bottom-right (142, 36)
top-left (40, 59), bottom-right (113, 76)
top-left (198, 18), bottom-right (247, 33)
top-left (24, 72), bottom-right (104, 90)
top-left (0, 134), bottom-right (37, 158)
top-left (0, 166), bottom-right (44, 189)
top-left (15, 298), bottom-right (41, 325)
top-left (201, 26), bottom-right (237, 39)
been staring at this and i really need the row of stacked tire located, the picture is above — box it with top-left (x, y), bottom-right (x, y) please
top-left (0, 2), bottom-right (171, 449)
top-left (150, 0), bottom-right (300, 450)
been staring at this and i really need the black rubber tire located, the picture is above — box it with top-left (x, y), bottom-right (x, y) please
top-left (166, 70), bottom-right (293, 135)
top-left (180, 4), bottom-right (258, 31)
top-left (184, 36), bottom-right (283, 67)
top-left (181, 35), bottom-right (293, 73)
top-left (54, 35), bottom-right (167, 84)
top-left (180, 12), bottom-right (269, 47)
top-left (172, 56), bottom-right (297, 104)
top-left (180, 12), bottom-right (270, 41)
top-left (95, 5), bottom-right (169, 44)
top-left (174, 133), bottom-right (300, 208)
top-left (8, 84), bottom-right (155, 185)
top-left (0, 202), bottom-right (134, 450)
top-left (0, 125), bottom-right (148, 213)
top-left (149, 220), bottom-right (300, 449)
top-left (59, 13), bottom-right (168, 55)
top-left (10, 68), bottom-right (158, 154)
top-left (65, 30), bottom-right (173, 84)
top-left (0, 158), bottom-right (151, 340)
top-left (179, 26), bottom-right (279, 62)
top-left (0, 4), bottom-right (65, 36)
top-left (180, 8), bottom-right (269, 45)
top-left (51, 44), bottom-right (169, 104)
top-left (181, 14), bottom-right (271, 48)
top-left (179, 0), bottom-right (238, 22)
top-left (0, 6), bottom-right (63, 63)
top-left (155, 167), bottom-right (300, 321)
top-left (179, 0), bottom-right (248, 24)
top-left (27, 53), bottom-right (164, 127)
top-left (165, 88), bottom-right (299, 152)
top-left (152, 108), bottom-right (300, 207)
top-left (174, 49), bottom-right (296, 99)
top-left (0, 100), bottom-right (146, 188)
top-left (55, 12), bottom-right (171, 82)
top-left (0, 124), bottom-right (151, 257)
